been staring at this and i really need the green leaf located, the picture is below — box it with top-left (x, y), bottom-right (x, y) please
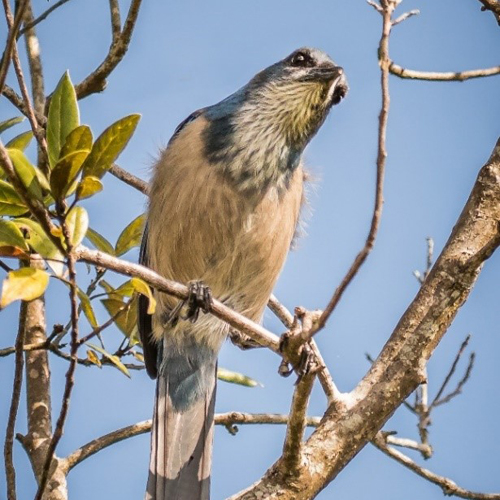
top-left (0, 219), bottom-right (29, 257)
top-left (86, 342), bottom-right (130, 378)
top-left (115, 214), bottom-right (145, 256)
top-left (14, 218), bottom-right (64, 276)
top-left (101, 295), bottom-right (138, 338)
top-left (77, 287), bottom-right (98, 328)
top-left (86, 349), bottom-right (102, 368)
top-left (50, 125), bottom-right (92, 201)
top-left (7, 148), bottom-right (43, 200)
top-left (76, 175), bottom-right (103, 200)
top-left (47, 72), bottom-right (79, 168)
top-left (86, 227), bottom-right (115, 255)
top-left (5, 131), bottom-right (33, 151)
top-left (130, 277), bottom-right (156, 314)
top-left (65, 206), bottom-right (88, 247)
top-left (217, 367), bottom-right (262, 387)
top-left (0, 116), bottom-right (24, 134)
top-left (82, 114), bottom-right (140, 179)
top-left (0, 267), bottom-right (49, 308)
top-left (0, 180), bottom-right (27, 216)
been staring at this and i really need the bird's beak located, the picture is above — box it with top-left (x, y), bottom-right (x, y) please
top-left (302, 65), bottom-right (349, 105)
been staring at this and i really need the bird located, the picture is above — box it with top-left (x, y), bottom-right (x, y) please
top-left (139, 47), bottom-right (348, 500)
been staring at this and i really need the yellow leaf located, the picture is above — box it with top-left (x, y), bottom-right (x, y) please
top-left (0, 268), bottom-right (49, 308)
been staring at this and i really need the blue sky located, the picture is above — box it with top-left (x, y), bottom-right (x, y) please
top-left (1, 0), bottom-right (500, 498)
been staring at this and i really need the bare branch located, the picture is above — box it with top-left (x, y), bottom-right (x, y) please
top-left (4, 300), bottom-right (27, 500)
top-left (64, 413), bottom-right (323, 472)
top-left (0, 0), bottom-right (28, 93)
top-left (74, 245), bottom-right (282, 352)
top-left (477, 0), bottom-right (500, 24)
top-left (307, 1), bottom-right (393, 339)
top-left (1, 83), bottom-right (46, 125)
top-left (389, 61), bottom-right (500, 81)
top-left (373, 433), bottom-right (500, 499)
top-left (392, 9), bottom-right (419, 26)
top-left (431, 335), bottom-right (471, 407)
top-left (74, 0), bottom-right (143, 99)
top-left (108, 0), bottom-right (121, 43)
top-left (281, 372), bottom-right (316, 475)
top-left (385, 435), bottom-right (432, 457)
top-left (18, 0), bottom-right (72, 38)
top-left (268, 294), bottom-right (294, 328)
top-left (109, 163), bottom-right (149, 195)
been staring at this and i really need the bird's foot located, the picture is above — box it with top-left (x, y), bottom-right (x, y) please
top-left (182, 280), bottom-right (213, 323)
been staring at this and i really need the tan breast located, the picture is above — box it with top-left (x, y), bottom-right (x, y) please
top-left (147, 115), bottom-right (303, 344)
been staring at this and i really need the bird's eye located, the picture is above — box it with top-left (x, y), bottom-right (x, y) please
top-left (290, 51), bottom-right (313, 67)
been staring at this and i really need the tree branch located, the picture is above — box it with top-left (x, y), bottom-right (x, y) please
top-left (109, 163), bottom-right (149, 194)
top-left (74, 0), bottom-right (142, 99)
top-left (17, 0), bottom-right (72, 38)
top-left (373, 433), bottom-right (500, 499)
top-left (3, 298), bottom-right (27, 500)
top-left (389, 61), bottom-right (500, 81)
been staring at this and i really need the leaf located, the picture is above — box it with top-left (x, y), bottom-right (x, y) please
top-left (50, 125), bottom-right (92, 201)
top-left (65, 206), bottom-right (89, 247)
top-left (5, 131), bottom-right (33, 151)
top-left (217, 367), bottom-right (262, 388)
top-left (77, 287), bottom-right (98, 328)
top-left (86, 342), bottom-right (130, 378)
top-left (131, 350), bottom-right (144, 363)
top-left (130, 277), bottom-right (156, 314)
top-left (0, 267), bottom-right (49, 308)
top-left (86, 349), bottom-right (102, 368)
top-left (115, 213), bottom-right (145, 256)
top-left (0, 116), bottom-right (24, 134)
top-left (0, 219), bottom-right (29, 257)
top-left (86, 227), bottom-right (115, 255)
top-left (14, 218), bottom-right (64, 276)
top-left (82, 114), bottom-right (140, 179)
top-left (0, 180), bottom-right (27, 216)
top-left (7, 148), bottom-right (43, 200)
top-left (101, 296), bottom-right (138, 338)
top-left (47, 72), bottom-right (79, 168)
top-left (76, 175), bottom-right (103, 200)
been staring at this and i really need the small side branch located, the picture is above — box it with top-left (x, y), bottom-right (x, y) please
top-left (4, 301), bottom-right (27, 500)
top-left (74, 0), bottom-right (143, 99)
top-left (373, 433), bottom-right (500, 499)
top-left (17, 0), bottom-right (72, 38)
top-left (64, 413), bottom-right (323, 472)
top-left (281, 372), bottom-right (316, 476)
top-left (109, 163), bottom-right (149, 195)
top-left (389, 61), bottom-right (500, 81)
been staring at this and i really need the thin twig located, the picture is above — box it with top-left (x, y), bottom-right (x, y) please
top-left (4, 301), bottom-right (27, 500)
top-left (392, 9), bottom-right (419, 26)
top-left (35, 223), bottom-right (79, 500)
top-left (268, 294), bottom-right (294, 328)
top-left (1, 84), bottom-right (46, 125)
top-left (109, 163), bottom-right (149, 194)
top-left (108, 0), bottom-right (121, 43)
top-left (431, 335), bottom-right (471, 407)
top-left (2, 0), bottom-right (47, 156)
top-left (64, 412), bottom-right (323, 472)
top-left (74, 0), bottom-right (143, 99)
top-left (389, 61), bottom-right (500, 81)
top-left (0, 0), bottom-right (29, 93)
top-left (386, 435), bottom-right (432, 457)
top-left (373, 433), bottom-right (500, 499)
top-left (306, 2), bottom-right (393, 339)
top-left (17, 0), bottom-right (72, 37)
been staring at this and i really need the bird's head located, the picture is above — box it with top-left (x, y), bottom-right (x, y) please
top-left (244, 47), bottom-right (348, 146)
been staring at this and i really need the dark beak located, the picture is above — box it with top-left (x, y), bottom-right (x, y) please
top-left (302, 65), bottom-right (348, 104)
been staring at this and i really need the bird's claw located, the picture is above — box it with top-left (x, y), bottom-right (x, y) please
top-left (182, 281), bottom-right (213, 323)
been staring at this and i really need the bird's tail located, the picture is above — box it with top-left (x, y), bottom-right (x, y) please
top-left (145, 339), bottom-right (217, 500)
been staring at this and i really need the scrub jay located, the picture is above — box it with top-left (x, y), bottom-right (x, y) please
top-left (139, 47), bottom-right (348, 500)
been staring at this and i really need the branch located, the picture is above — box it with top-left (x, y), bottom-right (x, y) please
top-left (389, 61), bottom-right (500, 81)
top-left (0, 0), bottom-right (28, 93)
top-left (308, 0), bottom-right (392, 338)
top-left (1, 84), bottom-right (46, 125)
top-left (477, 0), bottom-right (500, 24)
top-left (281, 372), bottom-right (316, 475)
top-left (3, 299), bottom-right (27, 500)
top-left (74, 0), bottom-right (143, 99)
top-left (226, 121), bottom-right (500, 500)
top-left (63, 412), bottom-right (323, 472)
top-left (17, 0), bottom-right (72, 38)
top-left (109, 163), bottom-right (149, 194)
top-left (74, 245), bottom-right (281, 352)
top-left (373, 433), bottom-right (500, 499)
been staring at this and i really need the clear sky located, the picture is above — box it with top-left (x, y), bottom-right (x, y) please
top-left (1, 0), bottom-right (500, 499)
